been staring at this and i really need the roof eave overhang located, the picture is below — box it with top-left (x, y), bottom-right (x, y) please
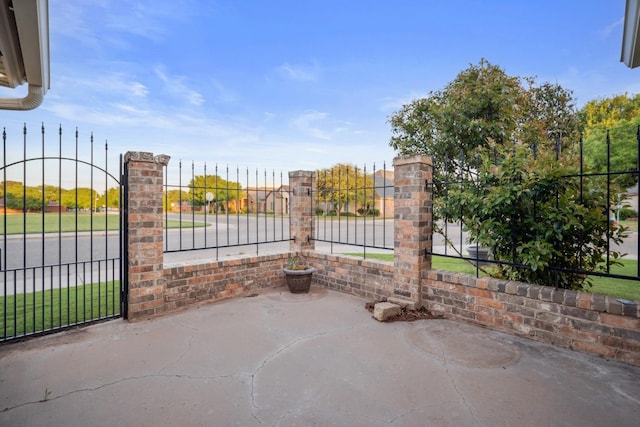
top-left (621, 0), bottom-right (640, 68)
top-left (0, 0), bottom-right (50, 110)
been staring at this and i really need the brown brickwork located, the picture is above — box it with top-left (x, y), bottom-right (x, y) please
top-left (163, 254), bottom-right (289, 311)
top-left (124, 152), bottom-right (169, 321)
top-left (422, 270), bottom-right (640, 366)
top-left (392, 155), bottom-right (432, 305)
top-left (119, 152), bottom-right (639, 366)
top-left (306, 251), bottom-right (394, 300)
top-left (289, 170), bottom-right (315, 254)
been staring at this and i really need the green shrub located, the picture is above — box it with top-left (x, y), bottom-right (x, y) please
top-left (618, 207), bottom-right (637, 220)
top-left (440, 145), bottom-right (628, 290)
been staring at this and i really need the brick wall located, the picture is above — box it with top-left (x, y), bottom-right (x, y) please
top-left (306, 252), bottom-right (394, 301)
top-left (162, 254), bottom-right (288, 311)
top-left (124, 152), bottom-right (640, 366)
top-left (423, 269), bottom-right (640, 366)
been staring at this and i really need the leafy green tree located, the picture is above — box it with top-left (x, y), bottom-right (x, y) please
top-left (389, 59), bottom-right (579, 179)
top-left (389, 60), bottom-right (624, 289)
top-left (163, 189), bottom-right (190, 211)
top-left (578, 94), bottom-right (640, 190)
top-left (96, 187), bottom-right (120, 209)
top-left (0, 181), bottom-right (25, 197)
top-left (440, 145), bottom-right (626, 290)
top-left (188, 175), bottom-right (242, 211)
top-left (578, 93), bottom-right (640, 139)
top-left (60, 188), bottom-right (96, 210)
top-left (315, 163), bottom-right (375, 216)
top-left (3, 193), bottom-right (40, 211)
top-left (581, 117), bottom-right (640, 189)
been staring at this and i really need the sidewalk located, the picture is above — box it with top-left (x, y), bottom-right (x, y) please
top-left (1, 286), bottom-right (639, 426)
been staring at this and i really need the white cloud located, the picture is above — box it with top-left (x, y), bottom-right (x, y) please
top-left (210, 80), bottom-right (237, 104)
top-left (378, 91), bottom-right (425, 113)
top-left (51, 71), bottom-right (148, 100)
top-left (290, 111), bottom-right (331, 139)
top-left (53, 0), bottom-right (197, 46)
top-left (154, 66), bottom-right (205, 106)
top-left (599, 17), bottom-right (623, 38)
top-left (275, 62), bottom-right (320, 82)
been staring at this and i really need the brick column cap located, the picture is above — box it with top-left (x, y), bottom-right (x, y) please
top-left (124, 151), bottom-right (171, 166)
top-left (289, 170), bottom-right (314, 178)
top-left (393, 154), bottom-right (432, 167)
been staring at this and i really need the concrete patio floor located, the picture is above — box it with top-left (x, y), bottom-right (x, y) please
top-left (1, 286), bottom-right (639, 427)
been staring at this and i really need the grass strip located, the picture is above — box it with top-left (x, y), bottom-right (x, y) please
top-left (0, 213), bottom-right (207, 234)
top-left (0, 281), bottom-right (121, 339)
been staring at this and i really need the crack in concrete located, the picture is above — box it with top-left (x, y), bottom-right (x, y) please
top-left (1, 372), bottom-right (248, 414)
top-left (248, 331), bottom-right (329, 424)
top-left (438, 346), bottom-right (481, 426)
top-left (158, 319), bottom-right (196, 373)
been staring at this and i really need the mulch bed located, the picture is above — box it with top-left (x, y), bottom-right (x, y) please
top-left (365, 301), bottom-right (444, 322)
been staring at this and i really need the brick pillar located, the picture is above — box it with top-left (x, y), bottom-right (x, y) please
top-left (124, 151), bottom-right (170, 321)
top-left (289, 170), bottom-right (315, 254)
top-left (393, 155), bottom-right (432, 306)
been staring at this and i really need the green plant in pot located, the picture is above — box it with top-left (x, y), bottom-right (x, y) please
top-left (283, 255), bottom-right (315, 293)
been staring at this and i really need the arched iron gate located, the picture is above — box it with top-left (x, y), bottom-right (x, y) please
top-left (1, 125), bottom-right (125, 342)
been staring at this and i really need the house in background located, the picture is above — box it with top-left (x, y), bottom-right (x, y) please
top-left (240, 186), bottom-right (289, 214)
top-left (242, 187), bottom-right (271, 213)
top-left (44, 201), bottom-right (66, 213)
top-left (265, 185), bottom-right (290, 215)
top-left (373, 169), bottom-right (394, 217)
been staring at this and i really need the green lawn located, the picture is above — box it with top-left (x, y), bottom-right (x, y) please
top-left (0, 281), bottom-right (120, 338)
top-left (344, 253), bottom-right (640, 301)
top-left (620, 220), bottom-right (638, 232)
top-left (0, 213), bottom-right (207, 234)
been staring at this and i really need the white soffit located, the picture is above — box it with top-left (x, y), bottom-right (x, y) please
top-left (0, 0), bottom-right (49, 110)
top-left (621, 0), bottom-right (640, 68)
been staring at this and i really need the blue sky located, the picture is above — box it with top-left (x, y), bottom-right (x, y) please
top-left (1, 0), bottom-right (638, 178)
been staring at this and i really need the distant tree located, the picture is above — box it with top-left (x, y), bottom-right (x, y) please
top-left (96, 187), bottom-right (120, 209)
top-left (578, 93), bottom-right (640, 139)
top-left (60, 188), bottom-right (96, 210)
top-left (188, 175), bottom-right (242, 211)
top-left (3, 193), bottom-right (40, 211)
top-left (315, 163), bottom-right (375, 216)
top-left (163, 189), bottom-right (190, 211)
top-left (578, 94), bottom-right (640, 190)
top-left (0, 181), bottom-right (28, 199)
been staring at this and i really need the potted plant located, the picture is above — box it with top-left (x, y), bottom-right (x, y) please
top-left (283, 255), bottom-right (315, 293)
top-left (466, 244), bottom-right (490, 267)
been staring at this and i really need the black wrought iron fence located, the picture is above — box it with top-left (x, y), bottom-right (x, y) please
top-left (162, 161), bottom-right (291, 258)
top-left (432, 127), bottom-right (640, 290)
top-left (1, 124), bottom-right (123, 342)
top-left (311, 162), bottom-right (394, 256)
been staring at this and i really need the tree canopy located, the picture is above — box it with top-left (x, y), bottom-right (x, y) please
top-left (188, 175), bottom-right (242, 208)
top-left (388, 59), bottom-right (628, 290)
top-left (389, 59), bottom-right (579, 178)
top-left (314, 163), bottom-right (375, 215)
top-left (578, 93), bottom-right (640, 190)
